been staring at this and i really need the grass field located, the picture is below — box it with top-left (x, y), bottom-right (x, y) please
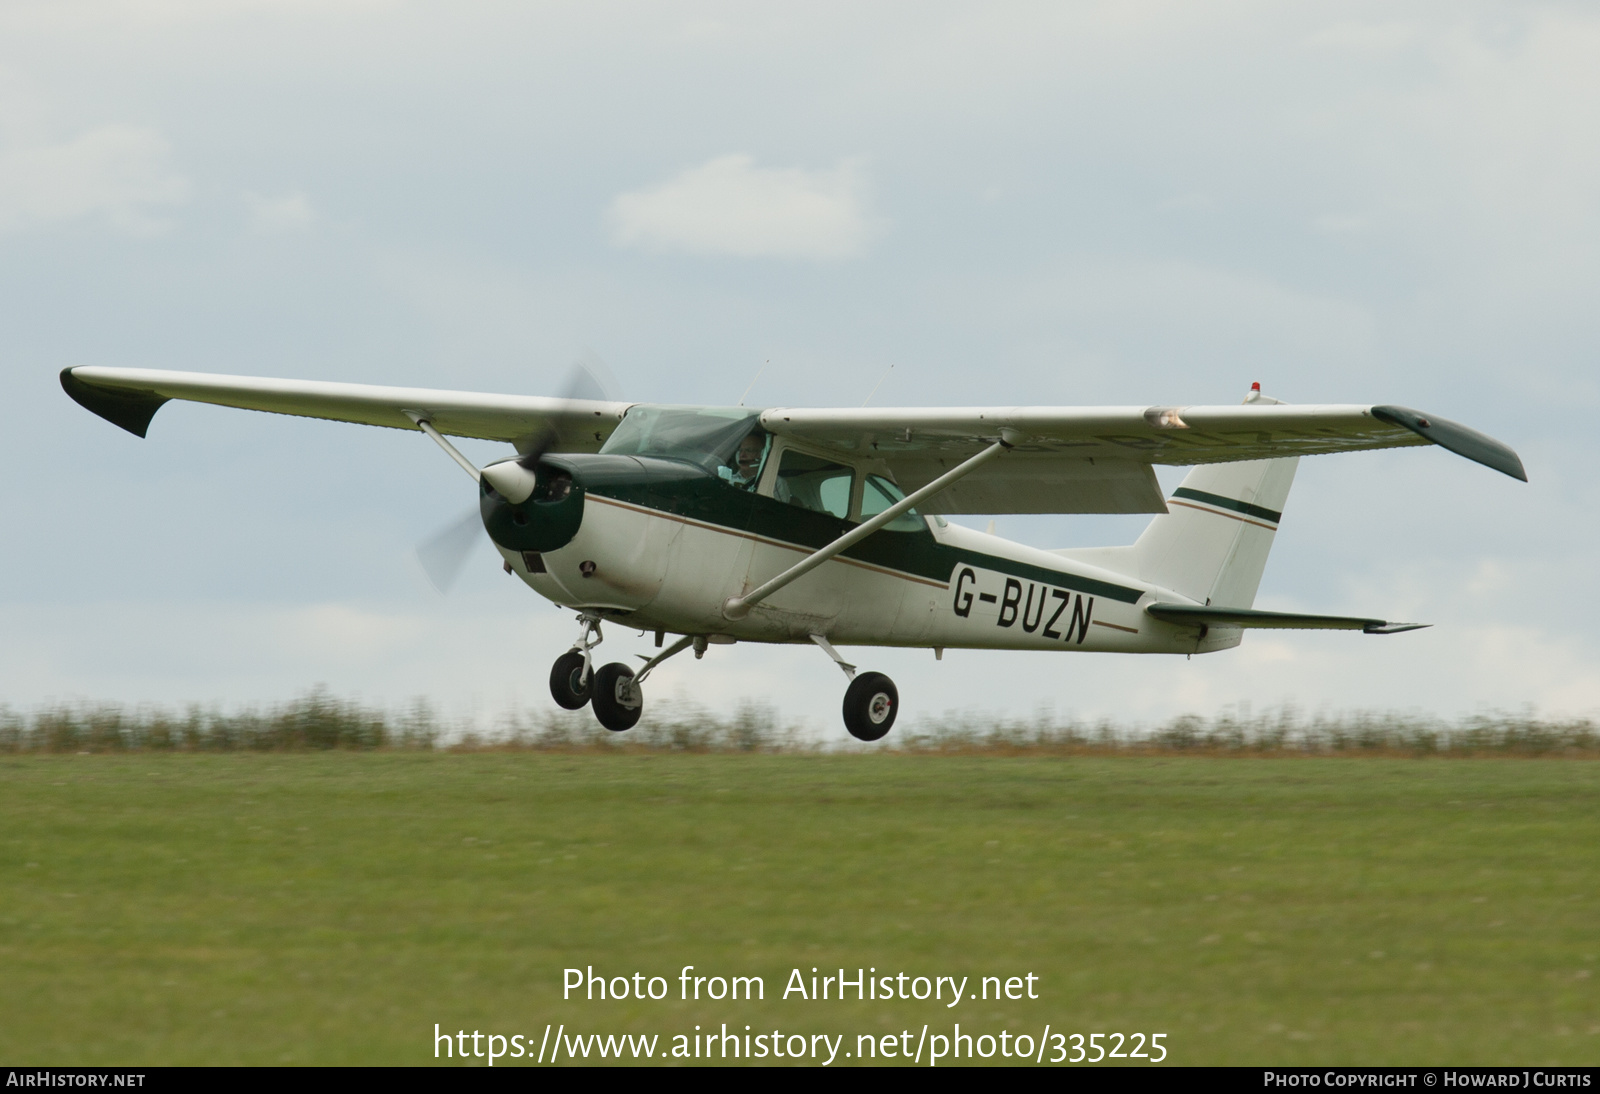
top-left (3, 752), bottom-right (1598, 1066)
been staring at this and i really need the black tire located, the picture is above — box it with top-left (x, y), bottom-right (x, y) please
top-left (591, 662), bottom-right (643, 732)
top-left (842, 671), bottom-right (898, 742)
top-left (549, 650), bottom-right (592, 710)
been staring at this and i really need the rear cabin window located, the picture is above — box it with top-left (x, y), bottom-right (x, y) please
top-left (775, 450), bottom-right (853, 519)
top-left (860, 473), bottom-right (924, 532)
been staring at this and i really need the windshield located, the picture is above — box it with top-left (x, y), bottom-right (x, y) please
top-left (599, 405), bottom-right (761, 473)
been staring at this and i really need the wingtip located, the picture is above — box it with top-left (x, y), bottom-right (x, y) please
top-left (60, 367), bottom-right (169, 438)
top-left (1371, 405), bottom-right (1527, 482)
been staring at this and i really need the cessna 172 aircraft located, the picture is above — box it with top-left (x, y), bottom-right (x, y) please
top-left (61, 367), bottom-right (1525, 741)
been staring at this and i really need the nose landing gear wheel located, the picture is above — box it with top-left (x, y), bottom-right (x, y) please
top-left (549, 650), bottom-right (592, 710)
top-left (591, 662), bottom-right (644, 732)
top-left (842, 671), bottom-right (898, 742)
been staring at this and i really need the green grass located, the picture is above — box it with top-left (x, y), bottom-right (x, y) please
top-left (2, 753), bottom-right (1598, 1065)
top-left (7, 691), bottom-right (1600, 755)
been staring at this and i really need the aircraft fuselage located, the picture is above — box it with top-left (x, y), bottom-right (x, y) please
top-left (486, 453), bottom-right (1234, 656)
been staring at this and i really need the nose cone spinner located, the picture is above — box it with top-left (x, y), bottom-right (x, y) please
top-left (481, 459), bottom-right (538, 504)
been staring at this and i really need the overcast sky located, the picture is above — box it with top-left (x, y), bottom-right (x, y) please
top-left (3, 1), bottom-right (1596, 735)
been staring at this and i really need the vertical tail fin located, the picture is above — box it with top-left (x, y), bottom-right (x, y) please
top-left (1133, 456), bottom-right (1298, 607)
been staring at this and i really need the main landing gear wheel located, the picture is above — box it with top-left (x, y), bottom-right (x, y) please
top-left (549, 650), bottom-right (592, 710)
top-left (843, 671), bottom-right (898, 742)
top-left (591, 662), bottom-right (643, 732)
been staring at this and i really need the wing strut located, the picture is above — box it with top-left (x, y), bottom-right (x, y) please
top-left (404, 410), bottom-right (482, 483)
top-left (722, 433), bottom-right (1017, 620)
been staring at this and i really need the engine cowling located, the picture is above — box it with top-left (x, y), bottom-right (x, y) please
top-left (479, 456), bottom-right (584, 553)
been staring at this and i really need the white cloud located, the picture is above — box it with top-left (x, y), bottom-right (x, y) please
top-left (244, 189), bottom-right (314, 233)
top-left (0, 125), bottom-right (188, 235)
top-left (608, 154), bottom-right (879, 260)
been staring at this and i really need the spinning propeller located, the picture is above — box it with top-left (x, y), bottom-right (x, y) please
top-left (413, 354), bottom-right (618, 594)
top-left (414, 508), bottom-right (483, 594)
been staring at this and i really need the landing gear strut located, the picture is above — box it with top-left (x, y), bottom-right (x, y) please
top-left (810, 633), bottom-right (898, 742)
top-left (592, 632), bottom-right (696, 732)
top-left (549, 615), bottom-right (701, 732)
top-left (548, 614), bottom-right (604, 710)
top-left (550, 623), bottom-right (902, 741)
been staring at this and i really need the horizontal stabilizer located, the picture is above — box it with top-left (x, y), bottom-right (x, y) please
top-left (1145, 604), bottom-right (1429, 635)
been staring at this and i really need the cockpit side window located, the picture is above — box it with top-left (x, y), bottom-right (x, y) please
top-left (716, 428), bottom-right (771, 491)
top-left (774, 449), bottom-right (854, 519)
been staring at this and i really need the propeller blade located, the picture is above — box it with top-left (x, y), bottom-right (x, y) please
top-left (414, 507), bottom-right (484, 594)
top-left (568, 349), bottom-right (620, 402)
top-left (411, 354), bottom-right (619, 595)
top-left (521, 352), bottom-right (623, 467)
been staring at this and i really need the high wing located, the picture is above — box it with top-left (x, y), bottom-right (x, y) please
top-left (760, 402), bottom-right (1526, 514)
top-left (62, 366), bottom-right (1525, 516)
top-left (60, 366), bottom-right (631, 455)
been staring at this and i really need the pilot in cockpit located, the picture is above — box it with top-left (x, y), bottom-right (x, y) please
top-left (720, 429), bottom-right (769, 489)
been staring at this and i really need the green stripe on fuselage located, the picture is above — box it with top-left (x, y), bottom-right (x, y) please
top-left (1171, 487), bottom-right (1281, 524)
top-left (580, 456), bottom-right (1144, 605)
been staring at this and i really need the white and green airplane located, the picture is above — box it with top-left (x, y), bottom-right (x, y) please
top-left (63, 367), bottom-right (1526, 742)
